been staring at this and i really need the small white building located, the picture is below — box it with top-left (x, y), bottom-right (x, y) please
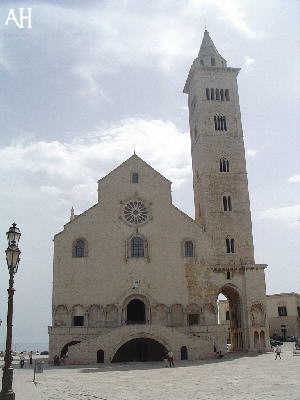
top-left (49, 31), bottom-right (269, 364)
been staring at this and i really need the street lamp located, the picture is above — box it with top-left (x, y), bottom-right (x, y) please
top-left (0, 223), bottom-right (21, 400)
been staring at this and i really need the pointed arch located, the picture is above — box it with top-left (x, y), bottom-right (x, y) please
top-left (106, 304), bottom-right (119, 327)
top-left (54, 305), bottom-right (69, 327)
top-left (171, 304), bottom-right (184, 326)
top-left (88, 304), bottom-right (105, 328)
top-left (72, 238), bottom-right (88, 257)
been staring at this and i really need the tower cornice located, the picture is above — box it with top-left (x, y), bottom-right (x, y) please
top-left (183, 63), bottom-right (240, 94)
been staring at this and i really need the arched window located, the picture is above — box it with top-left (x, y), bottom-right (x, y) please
top-left (220, 158), bottom-right (230, 172)
top-left (131, 236), bottom-right (144, 258)
top-left (210, 88), bottom-right (214, 100)
top-left (206, 88), bottom-right (210, 100)
top-left (214, 115), bottom-right (218, 130)
top-left (226, 311), bottom-right (230, 320)
top-left (211, 57), bottom-right (216, 66)
top-left (226, 237), bottom-right (235, 253)
top-left (73, 239), bottom-right (86, 257)
top-left (214, 115), bottom-right (221, 131)
top-left (225, 89), bottom-right (230, 101)
top-left (131, 172), bottom-right (138, 184)
top-left (220, 115), bottom-right (227, 131)
top-left (220, 89), bottom-right (224, 101)
top-left (216, 88), bottom-right (220, 100)
top-left (215, 115), bottom-right (227, 131)
top-left (184, 241), bottom-right (194, 257)
top-left (72, 305), bottom-right (85, 326)
top-left (223, 196), bottom-right (232, 211)
top-left (181, 346), bottom-right (188, 360)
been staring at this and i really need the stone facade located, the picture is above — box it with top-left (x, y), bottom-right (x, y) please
top-left (267, 293), bottom-right (300, 339)
top-left (49, 30), bottom-right (269, 364)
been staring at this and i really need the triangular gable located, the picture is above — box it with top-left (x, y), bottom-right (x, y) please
top-left (98, 153), bottom-right (172, 185)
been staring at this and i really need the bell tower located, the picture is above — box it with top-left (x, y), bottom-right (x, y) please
top-left (184, 30), bottom-right (255, 265)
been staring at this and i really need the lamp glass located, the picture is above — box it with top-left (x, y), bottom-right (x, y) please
top-left (6, 246), bottom-right (21, 274)
top-left (6, 223), bottom-right (21, 246)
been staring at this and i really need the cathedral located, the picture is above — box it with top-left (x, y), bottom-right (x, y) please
top-left (49, 31), bottom-right (269, 364)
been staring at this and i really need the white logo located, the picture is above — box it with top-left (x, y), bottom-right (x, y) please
top-left (5, 8), bottom-right (32, 28)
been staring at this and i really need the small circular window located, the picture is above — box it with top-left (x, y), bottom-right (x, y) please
top-left (123, 200), bottom-right (148, 225)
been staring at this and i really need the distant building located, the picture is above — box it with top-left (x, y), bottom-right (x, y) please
top-left (49, 30), bottom-right (269, 364)
top-left (267, 293), bottom-right (300, 339)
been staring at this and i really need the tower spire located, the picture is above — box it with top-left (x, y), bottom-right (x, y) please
top-left (197, 30), bottom-right (227, 68)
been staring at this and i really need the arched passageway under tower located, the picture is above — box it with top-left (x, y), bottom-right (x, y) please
top-left (217, 284), bottom-right (244, 351)
top-left (112, 338), bottom-right (167, 362)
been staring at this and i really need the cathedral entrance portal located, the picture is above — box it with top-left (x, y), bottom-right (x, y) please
top-left (112, 338), bottom-right (166, 362)
top-left (126, 299), bottom-right (146, 324)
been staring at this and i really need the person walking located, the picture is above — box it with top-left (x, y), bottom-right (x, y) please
top-left (19, 352), bottom-right (25, 368)
top-left (163, 350), bottom-right (169, 367)
top-left (168, 350), bottom-right (175, 367)
top-left (29, 351), bottom-right (33, 365)
top-left (274, 345), bottom-right (281, 360)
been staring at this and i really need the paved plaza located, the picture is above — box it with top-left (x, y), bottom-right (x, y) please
top-left (3, 343), bottom-right (299, 400)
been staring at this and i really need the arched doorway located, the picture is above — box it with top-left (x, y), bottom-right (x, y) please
top-left (217, 284), bottom-right (243, 351)
top-left (97, 349), bottom-right (104, 363)
top-left (259, 331), bottom-right (265, 348)
top-left (112, 338), bottom-right (166, 362)
top-left (181, 346), bottom-right (188, 360)
top-left (60, 340), bottom-right (81, 358)
top-left (126, 299), bottom-right (146, 324)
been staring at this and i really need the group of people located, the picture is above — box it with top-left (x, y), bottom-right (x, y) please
top-left (19, 351), bottom-right (33, 368)
top-left (164, 350), bottom-right (175, 367)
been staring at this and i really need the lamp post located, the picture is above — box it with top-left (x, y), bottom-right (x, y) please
top-left (0, 223), bottom-right (21, 400)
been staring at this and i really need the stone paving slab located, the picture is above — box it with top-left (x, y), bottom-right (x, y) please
top-left (2, 343), bottom-right (300, 400)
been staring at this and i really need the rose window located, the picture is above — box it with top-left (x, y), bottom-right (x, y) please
top-left (123, 201), bottom-right (148, 225)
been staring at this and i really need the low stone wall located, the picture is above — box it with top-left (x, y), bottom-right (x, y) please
top-left (50, 324), bottom-right (227, 364)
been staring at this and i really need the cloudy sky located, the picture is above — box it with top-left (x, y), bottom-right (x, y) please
top-left (0, 0), bottom-right (299, 345)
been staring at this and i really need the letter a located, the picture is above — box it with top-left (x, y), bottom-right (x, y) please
top-left (5, 9), bottom-right (20, 27)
